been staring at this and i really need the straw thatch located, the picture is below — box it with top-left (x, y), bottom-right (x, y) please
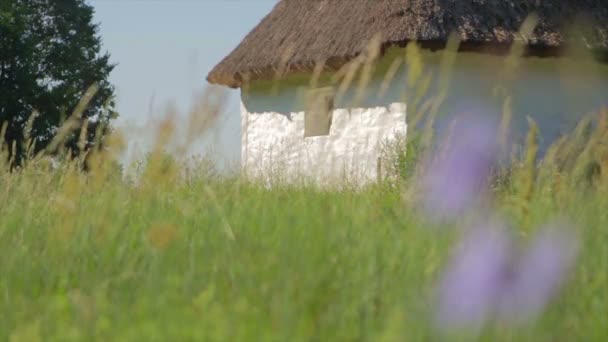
top-left (207, 0), bottom-right (608, 88)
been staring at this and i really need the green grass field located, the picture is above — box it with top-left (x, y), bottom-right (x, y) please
top-left (1, 111), bottom-right (607, 341)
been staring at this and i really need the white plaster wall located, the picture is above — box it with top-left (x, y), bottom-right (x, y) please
top-left (241, 102), bottom-right (406, 185)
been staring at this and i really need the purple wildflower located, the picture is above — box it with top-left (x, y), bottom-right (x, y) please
top-left (421, 112), bottom-right (500, 222)
top-left (498, 224), bottom-right (579, 324)
top-left (435, 221), bottom-right (512, 333)
top-left (434, 220), bottom-right (579, 333)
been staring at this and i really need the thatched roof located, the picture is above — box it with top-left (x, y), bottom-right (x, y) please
top-left (207, 0), bottom-right (608, 88)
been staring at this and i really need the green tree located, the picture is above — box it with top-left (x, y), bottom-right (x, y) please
top-left (0, 0), bottom-right (116, 164)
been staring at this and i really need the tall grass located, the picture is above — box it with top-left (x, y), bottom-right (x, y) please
top-left (1, 113), bottom-right (607, 341)
top-left (2, 93), bottom-right (607, 341)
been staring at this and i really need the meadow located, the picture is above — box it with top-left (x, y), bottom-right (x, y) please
top-left (1, 105), bottom-right (607, 341)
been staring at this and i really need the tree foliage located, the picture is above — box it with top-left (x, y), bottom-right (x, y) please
top-left (0, 0), bottom-right (116, 163)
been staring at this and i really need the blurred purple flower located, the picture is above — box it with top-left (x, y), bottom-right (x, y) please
top-left (434, 220), bottom-right (579, 333)
top-left (498, 224), bottom-right (579, 324)
top-left (435, 222), bottom-right (512, 333)
top-left (421, 112), bottom-right (500, 222)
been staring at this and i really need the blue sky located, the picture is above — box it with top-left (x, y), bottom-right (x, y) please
top-left (90, 0), bottom-right (277, 164)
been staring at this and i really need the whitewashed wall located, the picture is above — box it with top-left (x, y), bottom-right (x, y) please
top-left (240, 48), bottom-right (608, 185)
top-left (241, 102), bottom-right (406, 185)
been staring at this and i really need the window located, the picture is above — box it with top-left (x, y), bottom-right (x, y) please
top-left (304, 87), bottom-right (334, 137)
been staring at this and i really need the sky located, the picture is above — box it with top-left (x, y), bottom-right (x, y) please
top-left (89, 0), bottom-right (277, 166)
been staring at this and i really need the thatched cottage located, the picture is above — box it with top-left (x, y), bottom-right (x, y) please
top-left (207, 0), bottom-right (608, 184)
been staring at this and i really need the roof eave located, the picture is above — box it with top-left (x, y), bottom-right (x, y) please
top-left (206, 71), bottom-right (241, 89)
